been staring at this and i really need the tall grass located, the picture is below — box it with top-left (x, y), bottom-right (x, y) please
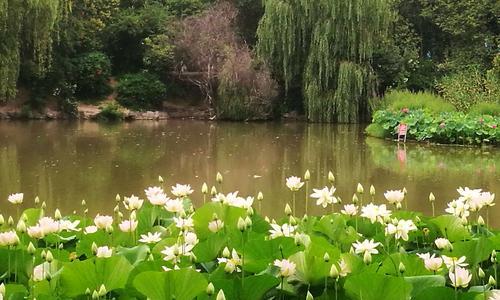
top-left (378, 90), bottom-right (455, 113)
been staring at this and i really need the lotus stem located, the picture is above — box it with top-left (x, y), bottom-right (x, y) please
top-left (292, 192), bottom-right (296, 216)
top-left (335, 279), bottom-right (338, 300)
top-left (431, 202), bottom-right (435, 217)
top-left (305, 181), bottom-right (309, 215)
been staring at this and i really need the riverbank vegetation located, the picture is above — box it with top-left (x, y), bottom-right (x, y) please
top-left (0, 174), bottom-right (499, 299)
top-left (1, 1), bottom-right (498, 121)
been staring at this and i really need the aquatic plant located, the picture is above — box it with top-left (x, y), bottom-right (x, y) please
top-left (0, 174), bottom-right (499, 299)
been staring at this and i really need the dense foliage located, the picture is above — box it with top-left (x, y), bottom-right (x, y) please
top-left (0, 177), bottom-right (499, 299)
top-left (1, 0), bottom-right (499, 121)
top-left (116, 73), bottom-right (166, 110)
top-left (367, 109), bottom-right (499, 145)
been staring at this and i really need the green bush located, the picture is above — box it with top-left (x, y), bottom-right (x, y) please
top-left (469, 102), bottom-right (500, 116)
top-left (436, 67), bottom-right (500, 112)
top-left (97, 102), bottom-right (125, 121)
top-left (116, 72), bottom-right (166, 110)
top-left (73, 52), bottom-right (112, 98)
top-left (368, 109), bottom-right (499, 145)
top-left (365, 123), bottom-right (386, 138)
top-left (378, 90), bottom-right (455, 113)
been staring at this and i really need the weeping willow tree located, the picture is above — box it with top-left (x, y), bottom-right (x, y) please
top-left (0, 0), bottom-right (71, 101)
top-left (257, 0), bottom-right (391, 123)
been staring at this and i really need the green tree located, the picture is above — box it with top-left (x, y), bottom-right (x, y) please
top-left (257, 0), bottom-right (391, 123)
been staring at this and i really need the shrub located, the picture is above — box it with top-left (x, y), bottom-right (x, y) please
top-left (469, 102), bottom-right (500, 116)
top-left (365, 123), bottom-right (386, 138)
top-left (436, 66), bottom-right (500, 112)
top-left (368, 109), bottom-right (499, 145)
top-left (116, 73), bottom-right (166, 110)
top-left (96, 102), bottom-right (125, 121)
top-left (216, 47), bottom-right (278, 120)
top-left (378, 90), bottom-right (455, 113)
top-left (73, 52), bottom-right (112, 98)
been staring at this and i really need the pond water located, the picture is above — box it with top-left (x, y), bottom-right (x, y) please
top-left (0, 120), bottom-right (499, 226)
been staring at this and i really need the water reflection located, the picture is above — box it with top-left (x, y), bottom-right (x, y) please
top-left (0, 120), bottom-right (498, 226)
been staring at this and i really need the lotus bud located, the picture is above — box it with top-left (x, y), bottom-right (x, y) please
top-left (34, 196), bottom-right (40, 204)
top-left (92, 290), bottom-right (99, 299)
top-left (216, 172), bottom-right (223, 184)
top-left (206, 282), bottom-right (215, 296)
top-left (264, 216), bottom-right (270, 223)
top-left (216, 289), bottom-right (226, 300)
top-left (306, 290), bottom-right (314, 300)
top-left (202, 183), bottom-right (208, 194)
top-left (352, 194), bottom-right (359, 204)
top-left (85, 288), bottom-right (91, 295)
top-left (27, 242), bottom-right (36, 255)
top-left (0, 214), bottom-right (4, 226)
top-left (45, 250), bottom-right (54, 263)
top-left (357, 183), bottom-right (364, 194)
top-left (237, 217), bottom-right (246, 232)
top-left (284, 204), bottom-right (292, 216)
top-left (59, 243), bottom-right (64, 250)
top-left (478, 267), bottom-right (485, 278)
top-left (114, 205), bottom-right (120, 213)
top-left (294, 235), bottom-right (302, 246)
top-left (16, 219), bottom-right (26, 233)
top-left (349, 247), bottom-right (355, 254)
top-left (429, 193), bottom-right (435, 202)
top-left (158, 175), bottom-right (164, 183)
top-left (488, 275), bottom-right (496, 286)
top-left (329, 264), bottom-right (339, 279)
top-left (246, 207), bottom-right (254, 217)
top-left (323, 252), bottom-right (330, 262)
top-left (8, 216), bottom-right (14, 227)
top-left (55, 209), bottom-right (62, 220)
top-left (304, 170), bottom-right (311, 181)
top-left (41, 201), bottom-right (47, 209)
top-left (130, 211), bottom-right (137, 221)
top-left (478, 216), bottom-right (485, 226)
top-left (370, 185), bottom-right (375, 196)
top-left (84, 208), bottom-right (89, 214)
top-left (257, 192), bottom-right (264, 202)
top-left (211, 186), bottom-right (217, 196)
top-left (302, 214), bottom-right (308, 222)
top-left (97, 284), bottom-right (107, 296)
top-left (289, 216), bottom-right (297, 226)
top-left (105, 225), bottom-right (113, 233)
top-left (363, 252), bottom-right (372, 264)
top-left (0, 283), bottom-right (5, 296)
top-left (91, 242), bottom-right (98, 254)
top-left (399, 262), bottom-right (406, 274)
top-left (222, 247), bottom-right (230, 258)
top-left (396, 202), bottom-right (402, 210)
top-left (328, 171), bottom-right (335, 184)
top-left (41, 249), bottom-right (47, 259)
top-left (115, 194), bottom-right (121, 202)
top-left (245, 216), bottom-right (253, 228)
top-left (491, 250), bottom-right (497, 263)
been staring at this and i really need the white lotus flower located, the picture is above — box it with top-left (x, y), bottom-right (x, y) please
top-left (173, 216), bottom-right (194, 231)
top-left (341, 204), bottom-right (358, 216)
top-left (162, 243), bottom-right (194, 264)
top-left (123, 195), bottom-right (144, 211)
top-left (139, 232), bottom-right (162, 244)
top-left (0, 230), bottom-right (19, 246)
top-left (171, 184), bottom-right (194, 197)
top-left (165, 198), bottom-right (184, 213)
top-left (185, 232), bottom-right (199, 245)
top-left (338, 259), bottom-right (351, 277)
top-left (96, 246), bottom-right (113, 258)
top-left (228, 196), bottom-right (254, 209)
top-left (384, 190), bottom-right (405, 205)
top-left (361, 203), bottom-right (391, 224)
top-left (38, 217), bottom-right (59, 235)
top-left (434, 238), bottom-right (452, 250)
top-left (286, 176), bottom-right (304, 191)
top-left (33, 262), bottom-right (50, 281)
top-left (417, 253), bottom-right (443, 272)
top-left (385, 219), bottom-right (417, 241)
top-left (449, 266), bottom-right (472, 288)
top-left (442, 255), bottom-right (468, 270)
top-left (208, 219), bottom-right (224, 233)
top-left (274, 259), bottom-right (296, 277)
top-left (58, 220), bottom-right (81, 232)
top-left (269, 223), bottom-right (296, 239)
top-left (217, 249), bottom-right (241, 273)
top-left (481, 192), bottom-right (495, 207)
top-left (310, 187), bottom-right (337, 208)
top-left (352, 239), bottom-right (380, 256)
top-left (27, 225), bottom-right (45, 239)
top-left (84, 225), bottom-right (98, 234)
top-left (445, 199), bottom-right (470, 219)
top-left (118, 219), bottom-right (138, 232)
top-left (8, 193), bottom-right (23, 204)
top-left (94, 215), bottom-right (113, 229)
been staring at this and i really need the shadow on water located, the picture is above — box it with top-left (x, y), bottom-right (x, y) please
top-left (0, 120), bottom-right (498, 226)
